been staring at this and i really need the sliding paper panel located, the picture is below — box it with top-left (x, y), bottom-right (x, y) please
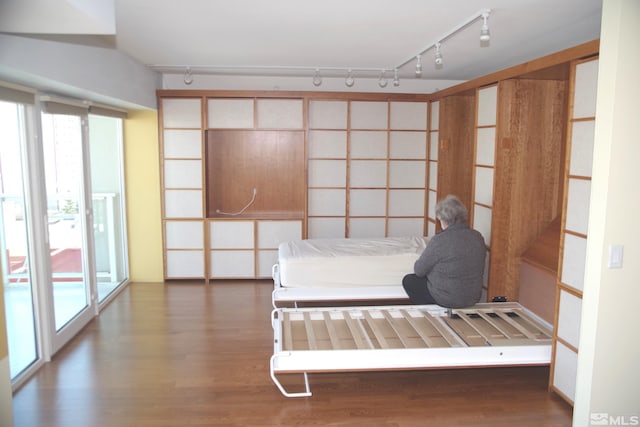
top-left (163, 129), bottom-right (202, 158)
top-left (390, 102), bottom-right (427, 130)
top-left (308, 100), bottom-right (348, 129)
top-left (561, 233), bottom-right (587, 293)
top-left (350, 131), bottom-right (387, 158)
top-left (308, 189), bottom-right (346, 216)
top-left (207, 99), bottom-right (254, 128)
top-left (308, 218), bottom-right (345, 239)
top-left (308, 130), bottom-right (347, 158)
top-left (349, 218), bottom-right (385, 238)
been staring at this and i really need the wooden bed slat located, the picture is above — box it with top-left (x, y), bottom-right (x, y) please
top-left (492, 310), bottom-right (538, 340)
top-left (283, 312), bottom-right (294, 351)
top-left (381, 310), bottom-right (411, 348)
top-left (343, 312), bottom-right (371, 350)
top-left (421, 310), bottom-right (465, 347)
top-left (473, 310), bottom-right (520, 339)
top-left (303, 312), bottom-right (318, 350)
top-left (322, 311), bottom-right (342, 350)
top-left (363, 310), bottom-right (391, 349)
top-left (512, 309), bottom-right (553, 339)
top-left (400, 310), bottom-right (436, 348)
top-left (448, 312), bottom-right (492, 346)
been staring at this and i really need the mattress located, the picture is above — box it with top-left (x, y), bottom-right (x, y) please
top-left (270, 302), bottom-right (552, 397)
top-left (276, 236), bottom-right (427, 289)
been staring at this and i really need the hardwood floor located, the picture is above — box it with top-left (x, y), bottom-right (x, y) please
top-left (12, 281), bottom-right (573, 427)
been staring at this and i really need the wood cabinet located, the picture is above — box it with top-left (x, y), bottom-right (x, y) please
top-left (159, 93), bottom-right (430, 280)
top-left (160, 96), bottom-right (305, 280)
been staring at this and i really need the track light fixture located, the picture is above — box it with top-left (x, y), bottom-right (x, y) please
top-left (434, 43), bottom-right (443, 68)
top-left (393, 8), bottom-right (491, 74)
top-left (183, 67), bottom-right (193, 85)
top-left (480, 11), bottom-right (491, 42)
top-left (393, 69), bottom-right (400, 87)
top-left (312, 68), bottom-right (322, 86)
top-left (415, 55), bottom-right (423, 77)
top-left (378, 70), bottom-right (388, 88)
top-left (345, 69), bottom-right (355, 87)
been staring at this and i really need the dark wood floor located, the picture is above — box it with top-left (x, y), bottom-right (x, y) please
top-left (12, 281), bottom-right (573, 427)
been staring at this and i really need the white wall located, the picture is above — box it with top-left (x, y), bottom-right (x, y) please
top-left (0, 33), bottom-right (160, 110)
top-left (574, 0), bottom-right (640, 425)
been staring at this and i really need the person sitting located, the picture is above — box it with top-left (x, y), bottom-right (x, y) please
top-left (402, 194), bottom-right (487, 308)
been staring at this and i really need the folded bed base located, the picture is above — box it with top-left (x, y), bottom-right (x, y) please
top-left (270, 302), bottom-right (552, 397)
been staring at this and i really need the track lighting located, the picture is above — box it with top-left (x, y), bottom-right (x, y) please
top-left (345, 69), bottom-right (355, 87)
top-left (183, 67), bottom-right (193, 85)
top-left (378, 70), bottom-right (388, 88)
top-left (153, 9), bottom-right (493, 87)
top-left (434, 43), bottom-right (443, 68)
top-left (393, 69), bottom-right (400, 87)
top-left (312, 69), bottom-right (322, 86)
top-left (480, 11), bottom-right (490, 43)
top-left (392, 8), bottom-right (490, 75)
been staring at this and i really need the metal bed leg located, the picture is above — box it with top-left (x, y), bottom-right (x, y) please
top-left (270, 354), bottom-right (312, 398)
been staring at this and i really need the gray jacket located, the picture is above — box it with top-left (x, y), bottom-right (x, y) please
top-left (414, 223), bottom-right (487, 308)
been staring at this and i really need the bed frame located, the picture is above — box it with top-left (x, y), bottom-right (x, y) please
top-left (271, 263), bottom-right (408, 307)
top-left (270, 302), bottom-right (552, 397)
top-left (271, 236), bottom-right (428, 307)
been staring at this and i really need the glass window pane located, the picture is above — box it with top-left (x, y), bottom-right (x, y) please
top-left (88, 115), bottom-right (128, 302)
top-left (0, 101), bottom-right (39, 379)
top-left (41, 113), bottom-right (90, 330)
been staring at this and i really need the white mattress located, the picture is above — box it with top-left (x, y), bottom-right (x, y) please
top-left (276, 236), bottom-right (427, 288)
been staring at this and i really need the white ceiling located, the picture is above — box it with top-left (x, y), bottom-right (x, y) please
top-left (1, 0), bottom-right (603, 86)
top-left (114, 0), bottom-right (603, 82)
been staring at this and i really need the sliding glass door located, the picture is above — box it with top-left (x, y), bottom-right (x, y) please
top-left (88, 115), bottom-right (128, 303)
top-left (0, 101), bottom-right (39, 379)
top-left (40, 112), bottom-right (96, 352)
top-left (1, 86), bottom-right (130, 385)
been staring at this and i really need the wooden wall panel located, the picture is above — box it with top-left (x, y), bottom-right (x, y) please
top-left (205, 130), bottom-right (305, 218)
top-left (489, 79), bottom-right (568, 300)
top-left (437, 94), bottom-right (476, 212)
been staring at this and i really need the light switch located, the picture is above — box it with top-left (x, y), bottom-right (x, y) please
top-left (608, 244), bottom-right (624, 269)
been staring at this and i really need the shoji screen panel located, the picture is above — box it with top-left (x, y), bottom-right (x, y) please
top-left (474, 85), bottom-right (498, 301)
top-left (348, 101), bottom-right (389, 237)
top-left (388, 102), bottom-right (428, 237)
top-left (307, 100), bottom-right (348, 238)
top-left (205, 97), bottom-right (305, 279)
top-left (160, 98), bottom-right (205, 279)
top-left (427, 101), bottom-right (439, 237)
top-left (209, 220), bottom-right (254, 278)
top-left (550, 57), bottom-right (598, 406)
